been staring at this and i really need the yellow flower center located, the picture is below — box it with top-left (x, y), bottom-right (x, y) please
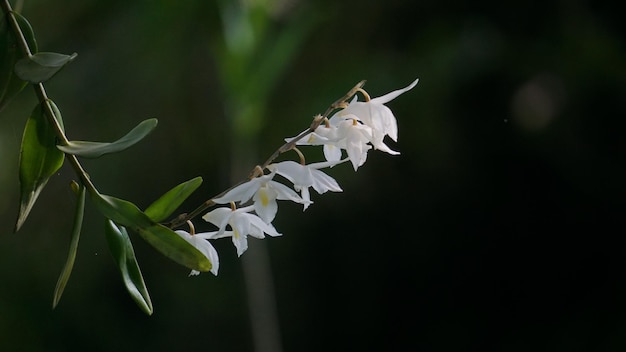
top-left (259, 188), bottom-right (269, 207)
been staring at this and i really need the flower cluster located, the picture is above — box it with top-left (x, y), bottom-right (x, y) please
top-left (176, 78), bottom-right (418, 276)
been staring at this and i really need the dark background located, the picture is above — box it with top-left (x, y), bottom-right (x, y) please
top-left (1, 0), bottom-right (625, 351)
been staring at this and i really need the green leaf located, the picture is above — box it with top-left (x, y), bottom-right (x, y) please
top-left (135, 224), bottom-right (213, 272)
top-left (57, 118), bottom-right (158, 158)
top-left (145, 177), bottom-right (203, 222)
top-left (104, 219), bottom-right (153, 315)
top-left (90, 190), bottom-right (212, 272)
top-left (14, 51), bottom-right (77, 83)
top-left (0, 12), bottom-right (38, 112)
top-left (89, 191), bottom-right (154, 230)
top-left (52, 183), bottom-right (85, 309)
top-left (15, 101), bottom-right (65, 232)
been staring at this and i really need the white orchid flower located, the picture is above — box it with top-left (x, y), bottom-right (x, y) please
top-left (268, 160), bottom-right (343, 210)
top-left (174, 230), bottom-right (220, 276)
top-left (213, 171), bottom-right (308, 223)
top-left (334, 78), bottom-right (419, 155)
top-left (286, 78), bottom-right (418, 169)
top-left (202, 205), bottom-right (282, 256)
top-left (329, 116), bottom-right (373, 170)
top-left (290, 116), bottom-right (372, 171)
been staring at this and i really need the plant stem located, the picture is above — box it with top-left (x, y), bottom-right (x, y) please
top-left (1, 1), bottom-right (99, 195)
top-left (1, 0), bottom-right (30, 55)
top-left (166, 80), bottom-right (366, 229)
top-left (3, 0), bottom-right (365, 229)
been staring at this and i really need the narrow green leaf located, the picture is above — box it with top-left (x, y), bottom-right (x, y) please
top-left (0, 12), bottom-right (38, 112)
top-left (14, 51), bottom-right (77, 83)
top-left (57, 118), bottom-right (158, 158)
top-left (90, 190), bottom-right (212, 272)
top-left (52, 183), bottom-right (85, 309)
top-left (89, 191), bottom-right (154, 230)
top-left (15, 101), bottom-right (65, 232)
top-left (145, 177), bottom-right (203, 222)
top-left (136, 224), bottom-right (213, 272)
top-left (104, 220), bottom-right (153, 315)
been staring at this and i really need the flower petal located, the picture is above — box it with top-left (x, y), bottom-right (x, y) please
top-left (370, 78), bottom-right (419, 105)
top-left (188, 236), bottom-right (220, 276)
top-left (202, 207), bottom-right (233, 233)
top-left (249, 214), bottom-right (282, 238)
top-left (231, 212), bottom-right (253, 239)
top-left (323, 143), bottom-right (343, 162)
top-left (269, 181), bottom-right (301, 202)
top-left (232, 230), bottom-right (248, 257)
top-left (309, 167), bottom-right (343, 194)
top-left (196, 230), bottom-right (234, 240)
top-left (253, 187), bottom-right (278, 223)
top-left (213, 175), bottom-right (269, 204)
top-left (301, 187), bottom-right (312, 210)
top-left (175, 230), bottom-right (220, 275)
top-left (270, 161), bottom-right (312, 186)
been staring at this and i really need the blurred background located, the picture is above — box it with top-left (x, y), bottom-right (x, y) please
top-left (1, 0), bottom-right (625, 351)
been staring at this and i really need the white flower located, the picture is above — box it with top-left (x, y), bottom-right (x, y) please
top-left (268, 160), bottom-right (343, 210)
top-left (286, 78), bottom-right (418, 170)
top-left (202, 205), bottom-right (282, 256)
top-left (292, 116), bottom-right (373, 171)
top-left (329, 116), bottom-right (373, 170)
top-left (213, 172), bottom-right (308, 223)
top-left (174, 230), bottom-right (220, 276)
top-left (334, 78), bottom-right (419, 155)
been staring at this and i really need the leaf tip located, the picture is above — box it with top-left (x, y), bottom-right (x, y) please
top-left (14, 220), bottom-right (24, 233)
top-left (14, 196), bottom-right (35, 232)
top-left (52, 295), bottom-right (61, 310)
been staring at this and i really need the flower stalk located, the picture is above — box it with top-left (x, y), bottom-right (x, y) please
top-left (166, 80), bottom-right (368, 230)
top-left (1, 0), bottom-right (418, 314)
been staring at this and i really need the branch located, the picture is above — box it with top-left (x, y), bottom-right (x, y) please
top-left (1, 0), bottom-right (98, 195)
top-left (166, 80), bottom-right (366, 229)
